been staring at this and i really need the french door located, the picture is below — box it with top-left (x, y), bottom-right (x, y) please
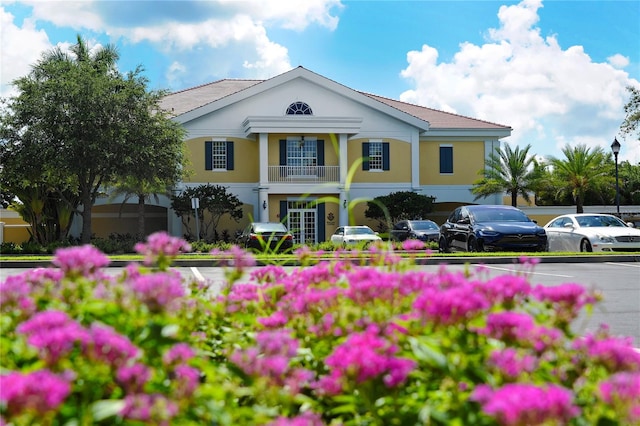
top-left (287, 200), bottom-right (317, 244)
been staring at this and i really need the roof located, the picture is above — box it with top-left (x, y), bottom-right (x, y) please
top-left (160, 67), bottom-right (511, 131)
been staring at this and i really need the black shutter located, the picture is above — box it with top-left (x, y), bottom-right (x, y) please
top-left (317, 139), bottom-right (325, 177)
top-left (440, 146), bottom-right (453, 173)
top-left (317, 201), bottom-right (325, 242)
top-left (362, 142), bottom-right (370, 170)
top-left (280, 200), bottom-right (288, 224)
top-left (205, 141), bottom-right (213, 170)
top-left (382, 142), bottom-right (390, 171)
top-left (279, 140), bottom-right (287, 177)
top-left (317, 140), bottom-right (324, 165)
top-left (226, 141), bottom-right (234, 170)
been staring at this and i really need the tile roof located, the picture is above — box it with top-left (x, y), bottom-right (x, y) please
top-left (160, 78), bottom-right (510, 131)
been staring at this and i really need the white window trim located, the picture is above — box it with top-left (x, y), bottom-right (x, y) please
top-left (368, 139), bottom-right (384, 172)
top-left (439, 144), bottom-right (454, 175)
top-left (211, 140), bottom-right (228, 171)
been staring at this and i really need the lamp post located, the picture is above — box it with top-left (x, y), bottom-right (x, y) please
top-left (610, 138), bottom-right (621, 217)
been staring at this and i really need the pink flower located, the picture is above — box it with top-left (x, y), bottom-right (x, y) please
top-left (0, 275), bottom-right (35, 315)
top-left (477, 275), bottom-right (532, 305)
top-left (533, 283), bottom-right (599, 323)
top-left (598, 372), bottom-right (640, 424)
top-left (17, 310), bottom-right (91, 364)
top-left (267, 411), bottom-right (325, 426)
top-left (211, 245), bottom-right (256, 270)
top-left (88, 324), bottom-right (139, 367)
top-left (0, 370), bottom-right (71, 417)
top-left (135, 231), bottom-right (191, 266)
top-left (413, 285), bottom-right (489, 326)
top-left (472, 383), bottom-right (580, 425)
top-left (488, 348), bottom-right (538, 378)
top-left (573, 332), bottom-right (640, 372)
top-left (163, 343), bottom-right (196, 366)
top-left (172, 365), bottom-right (200, 398)
top-left (402, 239), bottom-right (426, 251)
top-left (476, 311), bottom-right (536, 342)
top-left (120, 393), bottom-right (178, 425)
top-left (52, 245), bottom-right (110, 277)
top-left (117, 363), bottom-right (151, 392)
top-left (321, 330), bottom-right (415, 391)
top-left (130, 272), bottom-right (185, 313)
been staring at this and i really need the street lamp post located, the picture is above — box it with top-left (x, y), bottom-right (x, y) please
top-left (610, 138), bottom-right (621, 217)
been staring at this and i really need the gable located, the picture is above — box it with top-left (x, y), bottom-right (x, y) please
top-left (161, 66), bottom-right (511, 139)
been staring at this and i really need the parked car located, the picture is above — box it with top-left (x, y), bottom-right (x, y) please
top-left (237, 222), bottom-right (294, 252)
top-left (331, 225), bottom-right (382, 247)
top-left (390, 220), bottom-right (439, 243)
top-left (544, 213), bottom-right (640, 252)
top-left (439, 205), bottom-right (547, 253)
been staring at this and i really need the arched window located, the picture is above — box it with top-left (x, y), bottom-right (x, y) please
top-left (286, 102), bottom-right (313, 115)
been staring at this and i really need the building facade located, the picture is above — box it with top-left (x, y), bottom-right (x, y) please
top-left (159, 66), bottom-right (512, 243)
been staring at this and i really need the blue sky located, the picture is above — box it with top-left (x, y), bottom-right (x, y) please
top-left (1, 0), bottom-right (639, 164)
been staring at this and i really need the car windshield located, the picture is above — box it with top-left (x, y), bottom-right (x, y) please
top-left (576, 215), bottom-right (626, 228)
top-left (254, 223), bottom-right (287, 233)
top-left (412, 221), bottom-right (438, 230)
top-left (471, 209), bottom-right (530, 223)
top-left (346, 227), bottom-right (374, 235)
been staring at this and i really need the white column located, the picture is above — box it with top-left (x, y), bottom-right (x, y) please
top-left (339, 133), bottom-right (349, 225)
top-left (411, 132), bottom-right (420, 190)
top-left (259, 191), bottom-right (269, 222)
top-left (339, 133), bottom-right (348, 185)
top-left (259, 133), bottom-right (269, 185)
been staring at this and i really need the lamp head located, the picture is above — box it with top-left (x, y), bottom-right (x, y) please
top-left (611, 138), bottom-right (621, 155)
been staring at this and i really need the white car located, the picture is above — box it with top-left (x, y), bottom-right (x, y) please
top-left (544, 213), bottom-right (640, 252)
top-left (330, 225), bottom-right (382, 247)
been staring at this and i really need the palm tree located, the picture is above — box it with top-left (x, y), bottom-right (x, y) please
top-left (547, 144), bottom-right (612, 213)
top-left (471, 143), bottom-right (540, 207)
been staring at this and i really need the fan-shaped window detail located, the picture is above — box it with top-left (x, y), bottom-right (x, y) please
top-left (286, 102), bottom-right (313, 115)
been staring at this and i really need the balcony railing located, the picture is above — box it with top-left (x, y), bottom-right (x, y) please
top-left (268, 166), bottom-right (340, 183)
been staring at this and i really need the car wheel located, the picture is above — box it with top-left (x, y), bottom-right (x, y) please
top-left (438, 237), bottom-right (449, 253)
top-left (468, 238), bottom-right (481, 252)
top-left (580, 239), bottom-right (592, 252)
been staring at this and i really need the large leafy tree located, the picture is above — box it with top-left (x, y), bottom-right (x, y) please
top-left (171, 184), bottom-right (243, 241)
top-left (364, 191), bottom-right (435, 231)
top-left (546, 144), bottom-right (612, 213)
top-left (470, 143), bottom-right (541, 207)
top-left (107, 85), bottom-right (187, 239)
top-left (620, 85), bottom-right (640, 140)
top-left (1, 35), bottom-right (183, 243)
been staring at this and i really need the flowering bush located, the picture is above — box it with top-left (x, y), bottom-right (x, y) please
top-left (1, 232), bottom-right (639, 425)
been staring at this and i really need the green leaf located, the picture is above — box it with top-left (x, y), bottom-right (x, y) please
top-left (91, 399), bottom-right (125, 421)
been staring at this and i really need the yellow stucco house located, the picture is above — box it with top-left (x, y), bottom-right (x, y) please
top-left (157, 66), bottom-right (511, 243)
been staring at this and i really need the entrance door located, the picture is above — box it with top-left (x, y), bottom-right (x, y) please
top-left (287, 200), bottom-right (317, 244)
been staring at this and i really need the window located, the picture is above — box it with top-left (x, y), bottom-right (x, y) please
top-left (362, 141), bottom-right (390, 171)
top-left (286, 102), bottom-right (313, 115)
top-left (287, 138), bottom-right (317, 175)
top-left (279, 138), bottom-right (324, 176)
top-left (205, 141), bottom-right (234, 170)
top-left (439, 145), bottom-right (453, 174)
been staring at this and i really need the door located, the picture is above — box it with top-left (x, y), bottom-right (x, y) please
top-left (287, 200), bottom-right (317, 244)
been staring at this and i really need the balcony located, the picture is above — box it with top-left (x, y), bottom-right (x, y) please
top-left (268, 166), bottom-right (340, 183)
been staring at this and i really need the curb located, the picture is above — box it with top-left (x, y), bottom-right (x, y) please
top-left (2, 255), bottom-right (639, 269)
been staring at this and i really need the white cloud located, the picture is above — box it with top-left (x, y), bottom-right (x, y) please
top-left (0, 6), bottom-right (52, 97)
top-left (399, 0), bottom-right (639, 165)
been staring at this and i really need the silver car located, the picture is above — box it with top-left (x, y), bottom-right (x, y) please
top-left (330, 225), bottom-right (382, 247)
top-left (544, 213), bottom-right (640, 252)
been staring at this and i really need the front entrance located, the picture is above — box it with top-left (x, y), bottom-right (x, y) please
top-left (287, 200), bottom-right (317, 244)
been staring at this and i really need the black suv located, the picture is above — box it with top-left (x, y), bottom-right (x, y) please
top-left (439, 205), bottom-right (547, 253)
top-left (390, 220), bottom-right (439, 243)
